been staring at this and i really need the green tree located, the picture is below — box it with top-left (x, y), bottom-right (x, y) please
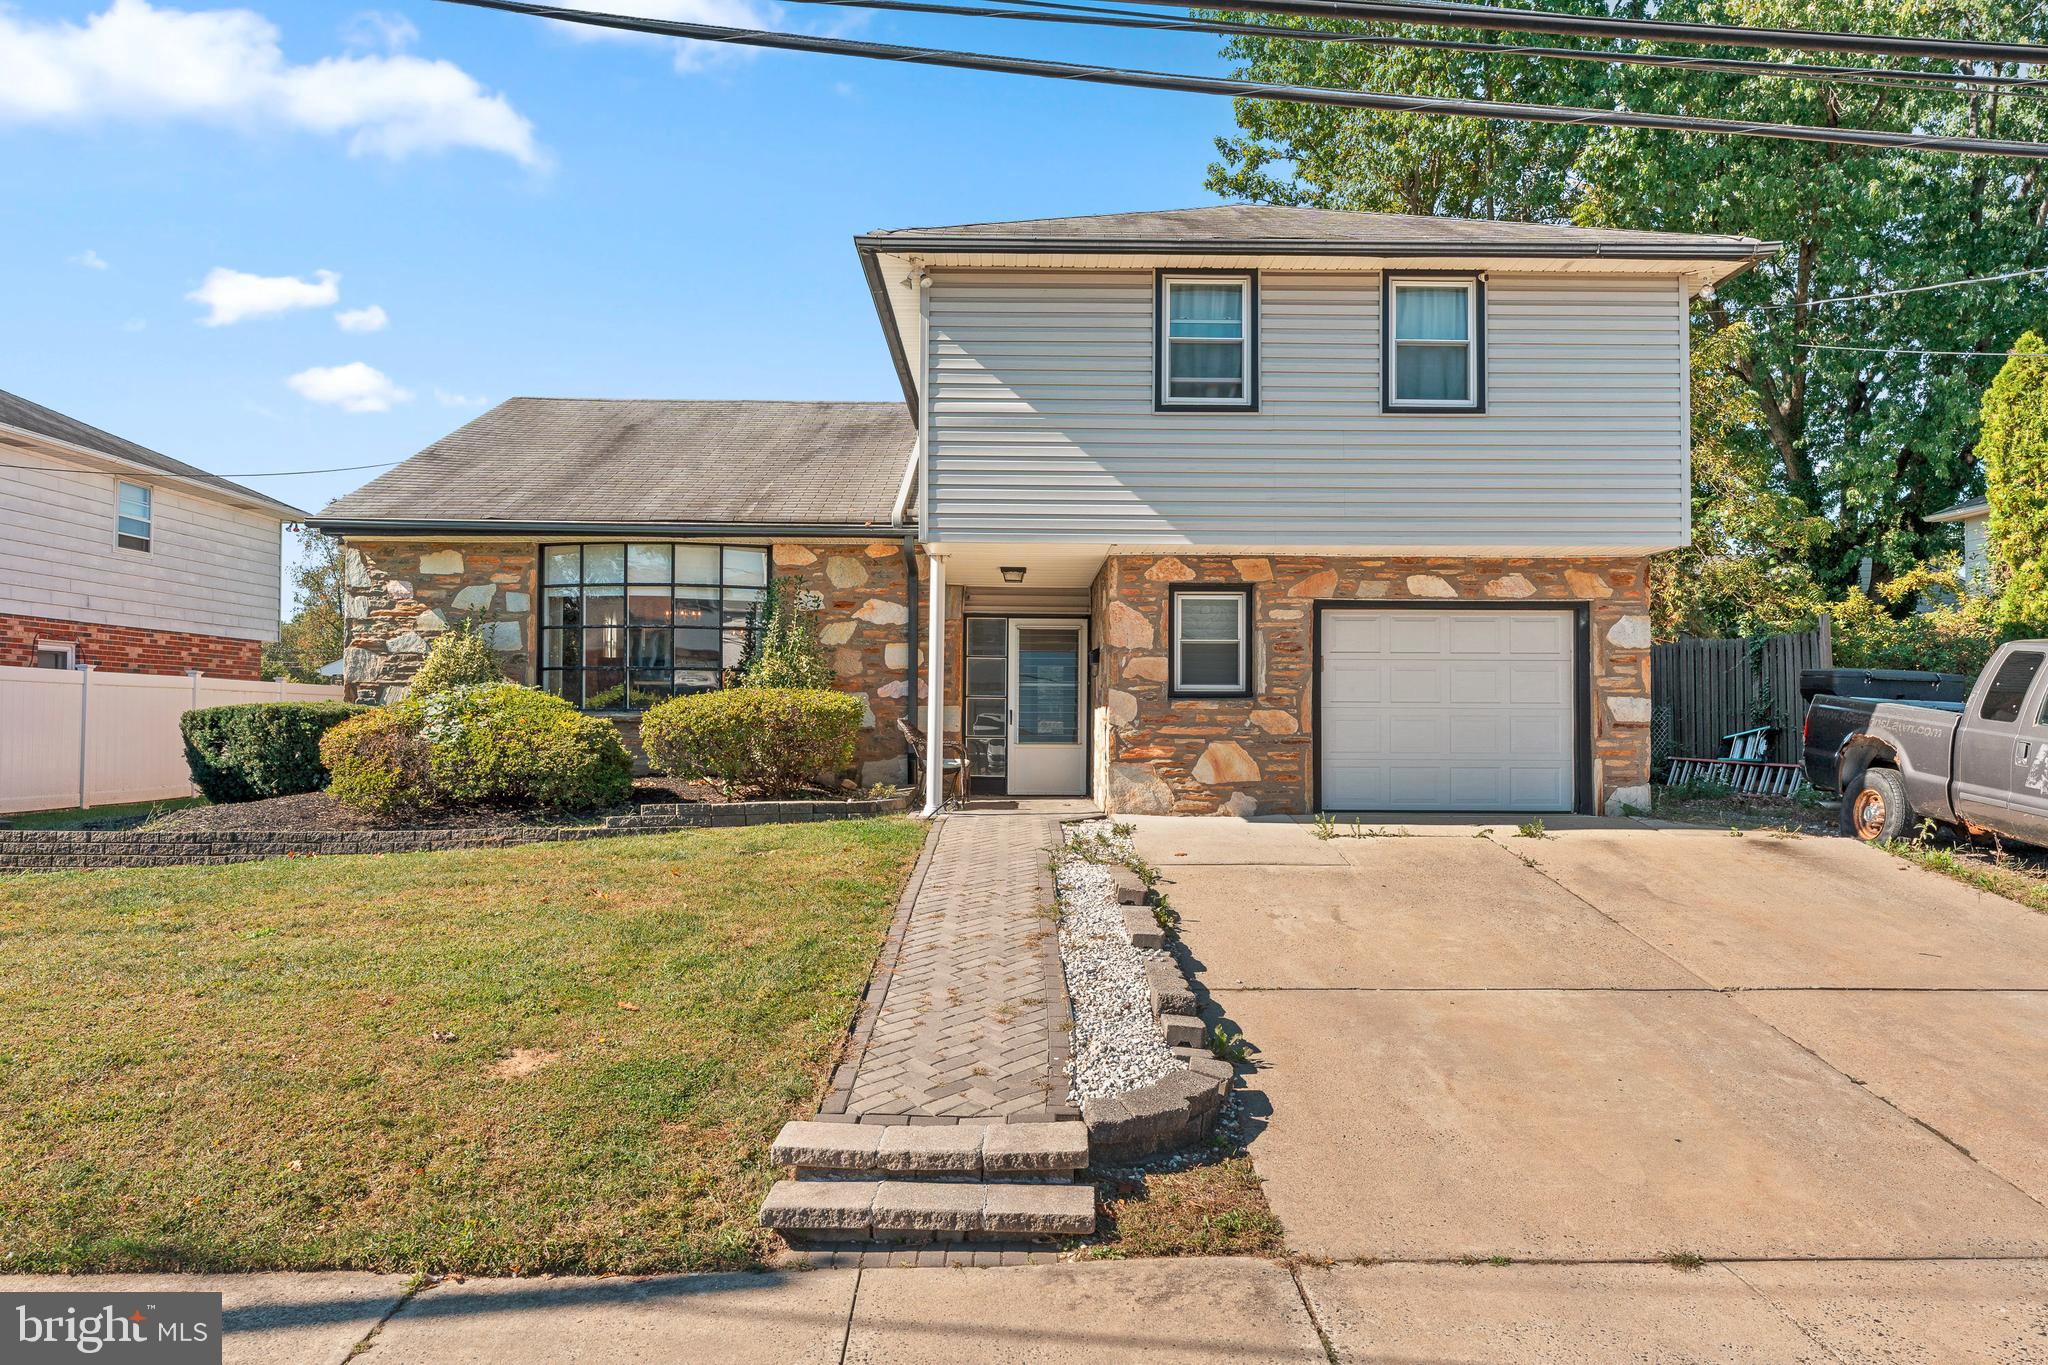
top-left (1206, 0), bottom-right (2048, 594)
top-left (262, 526), bottom-right (345, 682)
top-left (1979, 330), bottom-right (2048, 634)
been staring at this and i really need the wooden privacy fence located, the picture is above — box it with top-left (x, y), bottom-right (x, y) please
top-left (0, 666), bottom-right (344, 814)
top-left (1651, 620), bottom-right (1833, 767)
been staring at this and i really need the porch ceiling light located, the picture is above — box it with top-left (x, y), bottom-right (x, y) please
top-left (1000, 566), bottom-right (1027, 583)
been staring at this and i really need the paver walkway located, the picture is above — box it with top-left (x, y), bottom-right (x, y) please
top-left (817, 812), bottom-right (1078, 1124)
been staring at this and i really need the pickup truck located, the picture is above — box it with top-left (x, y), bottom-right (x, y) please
top-left (1803, 640), bottom-right (2048, 845)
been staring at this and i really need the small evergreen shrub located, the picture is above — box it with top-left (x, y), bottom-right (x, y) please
top-left (639, 687), bottom-right (863, 797)
top-left (181, 701), bottom-right (367, 803)
top-left (321, 683), bottom-right (633, 815)
top-left (408, 618), bottom-right (507, 696)
top-left (320, 708), bottom-right (437, 815)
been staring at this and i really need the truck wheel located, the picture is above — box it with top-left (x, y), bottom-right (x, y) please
top-left (1845, 767), bottom-right (1912, 843)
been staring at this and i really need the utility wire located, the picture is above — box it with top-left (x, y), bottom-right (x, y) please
top-left (436, 0), bottom-right (2048, 159)
top-left (1115, 0), bottom-right (2048, 66)
top-left (1795, 341), bottom-right (2047, 357)
top-left (774, 0), bottom-right (2048, 99)
top-left (1754, 263), bottom-right (2048, 309)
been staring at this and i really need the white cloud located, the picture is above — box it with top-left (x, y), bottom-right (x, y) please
top-left (335, 303), bottom-right (387, 333)
top-left (342, 10), bottom-right (417, 52)
top-left (551, 0), bottom-right (779, 73)
top-left (434, 388), bottom-right (488, 408)
top-left (287, 361), bottom-right (411, 413)
top-left (70, 248), bottom-right (109, 269)
top-left (189, 266), bottom-right (338, 325)
top-left (0, 0), bottom-right (542, 166)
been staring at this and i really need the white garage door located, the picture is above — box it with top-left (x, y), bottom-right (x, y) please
top-left (1319, 609), bottom-right (1576, 812)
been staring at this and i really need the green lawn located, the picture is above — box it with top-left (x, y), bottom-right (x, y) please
top-left (0, 818), bottom-right (925, 1275)
top-left (2, 797), bottom-right (207, 829)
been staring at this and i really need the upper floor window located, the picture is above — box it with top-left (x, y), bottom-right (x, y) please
top-left (116, 481), bottom-right (151, 551)
top-left (1171, 586), bottom-right (1253, 697)
top-left (1385, 276), bottom-right (1484, 412)
top-left (1158, 273), bottom-right (1255, 409)
top-left (541, 542), bottom-right (768, 711)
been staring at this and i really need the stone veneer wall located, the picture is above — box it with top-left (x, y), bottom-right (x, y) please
top-left (1092, 554), bottom-right (1653, 818)
top-left (340, 538), bottom-right (917, 787)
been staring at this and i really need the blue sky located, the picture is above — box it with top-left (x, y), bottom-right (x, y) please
top-left (0, 0), bottom-right (1234, 588)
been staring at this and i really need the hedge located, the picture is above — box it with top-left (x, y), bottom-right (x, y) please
top-left (639, 687), bottom-right (863, 798)
top-left (181, 701), bottom-right (368, 804)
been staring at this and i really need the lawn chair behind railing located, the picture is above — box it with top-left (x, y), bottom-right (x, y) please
top-left (1666, 724), bottom-right (1807, 796)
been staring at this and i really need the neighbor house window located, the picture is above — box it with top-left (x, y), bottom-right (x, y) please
top-left (1385, 276), bottom-right (1483, 411)
top-left (1171, 587), bottom-right (1252, 697)
top-left (540, 543), bottom-right (769, 711)
top-left (116, 481), bottom-right (151, 551)
top-left (34, 642), bottom-right (75, 670)
top-left (1158, 273), bottom-right (1255, 408)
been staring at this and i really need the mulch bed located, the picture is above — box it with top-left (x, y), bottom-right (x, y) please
top-left (148, 778), bottom-right (874, 835)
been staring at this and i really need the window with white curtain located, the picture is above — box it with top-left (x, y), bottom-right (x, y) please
top-left (1171, 588), bottom-right (1252, 696)
top-left (1158, 274), bottom-right (1254, 408)
top-left (1386, 277), bottom-right (1482, 410)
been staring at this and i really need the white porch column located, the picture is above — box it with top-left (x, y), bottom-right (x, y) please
top-left (922, 551), bottom-right (947, 818)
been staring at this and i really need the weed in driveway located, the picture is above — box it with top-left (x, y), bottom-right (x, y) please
top-left (1664, 1250), bottom-right (1707, 1271)
top-left (1207, 1025), bottom-right (1250, 1063)
top-left (1515, 819), bottom-right (1551, 840)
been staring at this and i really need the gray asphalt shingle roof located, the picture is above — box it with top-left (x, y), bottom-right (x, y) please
top-left (0, 387), bottom-right (304, 518)
top-left (858, 205), bottom-right (1775, 257)
top-left (312, 398), bottom-right (914, 530)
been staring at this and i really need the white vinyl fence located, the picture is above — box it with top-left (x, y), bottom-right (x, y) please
top-left (0, 665), bottom-right (345, 814)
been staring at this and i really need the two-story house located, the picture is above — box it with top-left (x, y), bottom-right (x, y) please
top-left (311, 207), bottom-right (1776, 817)
top-left (1, 388), bottom-right (304, 679)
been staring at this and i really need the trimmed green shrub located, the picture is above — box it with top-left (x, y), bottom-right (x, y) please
top-left (320, 684), bottom-right (634, 815)
top-left (320, 708), bottom-right (438, 816)
top-left (640, 687), bottom-right (863, 797)
top-left (409, 619), bottom-right (507, 696)
top-left (181, 701), bottom-right (368, 803)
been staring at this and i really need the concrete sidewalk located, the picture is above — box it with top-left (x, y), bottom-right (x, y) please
top-left (12, 1257), bottom-right (2047, 1362)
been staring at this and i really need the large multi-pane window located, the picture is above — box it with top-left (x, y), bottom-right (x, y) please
top-left (540, 543), bottom-right (769, 711)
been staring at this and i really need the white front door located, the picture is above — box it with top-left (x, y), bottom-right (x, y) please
top-left (1007, 619), bottom-right (1088, 796)
top-left (1320, 608), bottom-right (1577, 812)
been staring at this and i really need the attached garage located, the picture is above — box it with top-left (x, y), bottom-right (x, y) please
top-left (1315, 605), bottom-right (1589, 813)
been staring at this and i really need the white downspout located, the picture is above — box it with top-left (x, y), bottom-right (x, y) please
top-left (922, 550), bottom-right (947, 818)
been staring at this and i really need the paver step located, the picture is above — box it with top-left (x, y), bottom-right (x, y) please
top-left (759, 1178), bottom-right (1096, 1241)
top-left (771, 1120), bottom-right (1089, 1177)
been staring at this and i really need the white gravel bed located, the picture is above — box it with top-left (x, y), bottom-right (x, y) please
top-left (1055, 820), bottom-right (1185, 1104)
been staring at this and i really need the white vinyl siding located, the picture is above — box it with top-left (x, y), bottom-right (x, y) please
top-left (923, 268), bottom-right (1689, 551)
top-left (0, 444), bottom-right (284, 641)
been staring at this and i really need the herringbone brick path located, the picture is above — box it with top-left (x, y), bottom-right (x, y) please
top-left (818, 814), bottom-right (1077, 1124)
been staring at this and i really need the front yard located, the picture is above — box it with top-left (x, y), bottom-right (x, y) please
top-left (0, 818), bottom-right (925, 1276)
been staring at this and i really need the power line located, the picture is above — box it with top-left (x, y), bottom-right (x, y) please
top-left (1117, 0), bottom-right (2048, 66)
top-left (775, 0), bottom-right (2048, 100)
top-left (1794, 341), bottom-right (2048, 358)
top-left (436, 0), bottom-right (2048, 159)
top-left (1756, 264), bottom-right (2048, 310)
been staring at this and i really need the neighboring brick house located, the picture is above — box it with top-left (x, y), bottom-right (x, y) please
top-left (313, 206), bottom-right (1778, 816)
top-left (0, 388), bottom-right (302, 680)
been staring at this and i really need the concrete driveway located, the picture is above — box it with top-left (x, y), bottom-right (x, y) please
top-left (1131, 815), bottom-right (2048, 1267)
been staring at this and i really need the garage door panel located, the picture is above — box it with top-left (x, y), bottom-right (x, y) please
top-left (1319, 608), bottom-right (1577, 813)
top-left (1388, 617), bottom-right (1445, 653)
top-left (1508, 664), bottom-right (1566, 706)
top-left (1389, 663), bottom-right (1444, 704)
top-left (1447, 617), bottom-right (1506, 654)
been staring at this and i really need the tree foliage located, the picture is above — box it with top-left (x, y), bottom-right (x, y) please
top-left (1979, 330), bottom-right (2048, 634)
top-left (263, 526), bottom-right (345, 682)
top-left (1206, 0), bottom-right (2048, 597)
